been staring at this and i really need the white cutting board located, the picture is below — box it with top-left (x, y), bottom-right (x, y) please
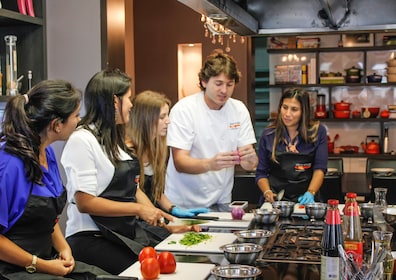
top-left (155, 232), bottom-right (236, 254)
top-left (119, 261), bottom-right (215, 280)
top-left (197, 211), bottom-right (254, 228)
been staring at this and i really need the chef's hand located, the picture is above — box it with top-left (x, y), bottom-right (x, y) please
top-left (171, 206), bottom-right (209, 218)
top-left (298, 192), bottom-right (315, 205)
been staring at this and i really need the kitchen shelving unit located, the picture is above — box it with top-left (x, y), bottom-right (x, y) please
top-left (266, 39), bottom-right (396, 157)
top-left (0, 0), bottom-right (46, 96)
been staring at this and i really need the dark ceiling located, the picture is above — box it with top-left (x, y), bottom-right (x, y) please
top-left (178, 0), bottom-right (396, 36)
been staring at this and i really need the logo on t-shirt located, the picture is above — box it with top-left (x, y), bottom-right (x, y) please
top-left (229, 122), bottom-right (241, 129)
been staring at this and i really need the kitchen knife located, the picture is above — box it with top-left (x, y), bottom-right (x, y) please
top-left (170, 218), bottom-right (209, 226)
top-left (190, 215), bottom-right (219, 220)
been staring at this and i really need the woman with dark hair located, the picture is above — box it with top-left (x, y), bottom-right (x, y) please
top-left (61, 70), bottom-right (173, 275)
top-left (0, 80), bottom-right (109, 279)
top-left (126, 90), bottom-right (208, 219)
top-left (255, 88), bottom-right (328, 204)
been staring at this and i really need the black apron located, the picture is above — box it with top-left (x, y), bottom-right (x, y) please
top-left (269, 151), bottom-right (315, 202)
top-left (90, 159), bottom-right (169, 256)
top-left (0, 186), bottom-right (107, 279)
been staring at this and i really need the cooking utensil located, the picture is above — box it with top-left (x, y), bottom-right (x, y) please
top-left (234, 229), bottom-right (273, 245)
top-left (333, 110), bottom-right (350, 118)
top-left (334, 101), bottom-right (351, 111)
top-left (361, 107), bottom-right (379, 118)
top-left (363, 107), bottom-right (371, 118)
top-left (220, 243), bottom-right (263, 265)
top-left (367, 73), bottom-right (382, 83)
top-left (272, 201), bottom-right (295, 217)
top-left (190, 215), bottom-right (219, 220)
top-left (276, 189), bottom-right (285, 201)
top-left (211, 265), bottom-right (261, 280)
top-left (252, 208), bottom-right (281, 224)
top-left (305, 202), bottom-right (326, 222)
top-left (361, 135), bottom-right (380, 154)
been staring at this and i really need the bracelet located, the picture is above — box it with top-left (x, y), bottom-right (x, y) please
top-left (307, 190), bottom-right (316, 195)
top-left (264, 190), bottom-right (272, 196)
top-left (168, 205), bottom-right (176, 213)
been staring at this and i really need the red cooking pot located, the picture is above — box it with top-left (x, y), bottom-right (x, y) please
top-left (334, 101), bottom-right (351, 111)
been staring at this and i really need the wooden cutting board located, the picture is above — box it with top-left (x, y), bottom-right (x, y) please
top-left (155, 232), bottom-right (237, 254)
top-left (119, 261), bottom-right (215, 280)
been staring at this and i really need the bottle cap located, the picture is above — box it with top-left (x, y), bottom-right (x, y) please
top-left (346, 192), bottom-right (357, 198)
top-left (328, 199), bottom-right (339, 206)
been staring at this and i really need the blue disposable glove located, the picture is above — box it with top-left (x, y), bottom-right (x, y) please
top-left (171, 206), bottom-right (209, 218)
top-left (298, 192), bottom-right (315, 205)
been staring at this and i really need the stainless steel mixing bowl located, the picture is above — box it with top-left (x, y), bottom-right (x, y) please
top-left (305, 202), bottom-right (327, 220)
top-left (234, 229), bottom-right (273, 245)
top-left (211, 264), bottom-right (262, 280)
top-left (252, 208), bottom-right (281, 224)
top-left (272, 201), bottom-right (295, 217)
top-left (219, 243), bottom-right (263, 265)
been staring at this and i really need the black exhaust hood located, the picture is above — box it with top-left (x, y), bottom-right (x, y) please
top-left (178, 0), bottom-right (396, 36)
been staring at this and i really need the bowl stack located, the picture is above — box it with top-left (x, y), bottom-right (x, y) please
top-left (387, 59), bottom-right (396, 82)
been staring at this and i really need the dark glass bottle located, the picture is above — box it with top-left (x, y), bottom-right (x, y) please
top-left (343, 192), bottom-right (363, 266)
top-left (321, 199), bottom-right (344, 280)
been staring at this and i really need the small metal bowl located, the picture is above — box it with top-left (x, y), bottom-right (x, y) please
top-left (272, 201), bottom-right (295, 217)
top-left (252, 208), bottom-right (281, 224)
top-left (211, 264), bottom-right (262, 280)
top-left (383, 207), bottom-right (396, 229)
top-left (305, 202), bottom-right (327, 220)
top-left (219, 243), bottom-right (263, 265)
top-left (234, 229), bottom-right (273, 245)
top-left (360, 203), bottom-right (374, 220)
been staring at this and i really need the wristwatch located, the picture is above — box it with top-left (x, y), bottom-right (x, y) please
top-left (25, 255), bottom-right (37, 273)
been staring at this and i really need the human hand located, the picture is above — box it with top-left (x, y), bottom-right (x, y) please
top-left (171, 206), bottom-right (209, 217)
top-left (298, 192), bottom-right (315, 205)
top-left (263, 190), bottom-right (275, 203)
top-left (209, 151), bottom-right (240, 171)
top-left (57, 250), bottom-right (74, 265)
top-left (139, 205), bottom-right (174, 226)
top-left (238, 145), bottom-right (258, 170)
top-left (39, 258), bottom-right (75, 276)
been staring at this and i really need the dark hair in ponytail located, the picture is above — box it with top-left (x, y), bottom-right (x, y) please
top-left (0, 79), bottom-right (81, 184)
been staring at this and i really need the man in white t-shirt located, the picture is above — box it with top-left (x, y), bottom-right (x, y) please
top-left (165, 50), bottom-right (258, 210)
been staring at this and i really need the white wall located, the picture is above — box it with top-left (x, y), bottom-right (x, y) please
top-left (46, 0), bottom-right (102, 232)
top-left (46, 0), bottom-right (102, 90)
top-left (46, 0), bottom-right (102, 176)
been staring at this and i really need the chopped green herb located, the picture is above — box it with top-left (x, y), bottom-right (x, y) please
top-left (179, 232), bottom-right (212, 246)
top-left (168, 241), bottom-right (177, 245)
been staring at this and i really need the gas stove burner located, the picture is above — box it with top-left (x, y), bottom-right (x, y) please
top-left (257, 222), bottom-right (378, 265)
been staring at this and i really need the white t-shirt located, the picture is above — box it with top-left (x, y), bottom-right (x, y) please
top-left (60, 127), bottom-right (133, 237)
top-left (165, 92), bottom-right (256, 208)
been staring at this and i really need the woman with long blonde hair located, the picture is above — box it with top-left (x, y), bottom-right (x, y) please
top-left (127, 90), bottom-right (209, 217)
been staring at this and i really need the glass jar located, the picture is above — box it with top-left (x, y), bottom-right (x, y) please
top-left (371, 230), bottom-right (394, 280)
top-left (373, 188), bottom-right (387, 226)
top-left (4, 35), bottom-right (18, 96)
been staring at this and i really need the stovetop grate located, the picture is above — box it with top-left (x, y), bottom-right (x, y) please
top-left (256, 222), bottom-right (377, 265)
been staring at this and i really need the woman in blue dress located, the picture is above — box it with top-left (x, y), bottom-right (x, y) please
top-left (0, 80), bottom-right (110, 279)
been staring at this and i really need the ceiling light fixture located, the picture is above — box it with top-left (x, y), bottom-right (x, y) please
top-left (201, 14), bottom-right (245, 52)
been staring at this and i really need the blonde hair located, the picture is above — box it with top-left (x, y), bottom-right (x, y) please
top-left (127, 90), bottom-right (171, 202)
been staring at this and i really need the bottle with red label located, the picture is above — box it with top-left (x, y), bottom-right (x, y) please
top-left (321, 199), bottom-right (344, 280)
top-left (342, 192), bottom-right (363, 266)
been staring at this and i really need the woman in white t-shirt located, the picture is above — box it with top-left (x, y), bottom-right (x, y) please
top-left (61, 69), bottom-right (173, 275)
